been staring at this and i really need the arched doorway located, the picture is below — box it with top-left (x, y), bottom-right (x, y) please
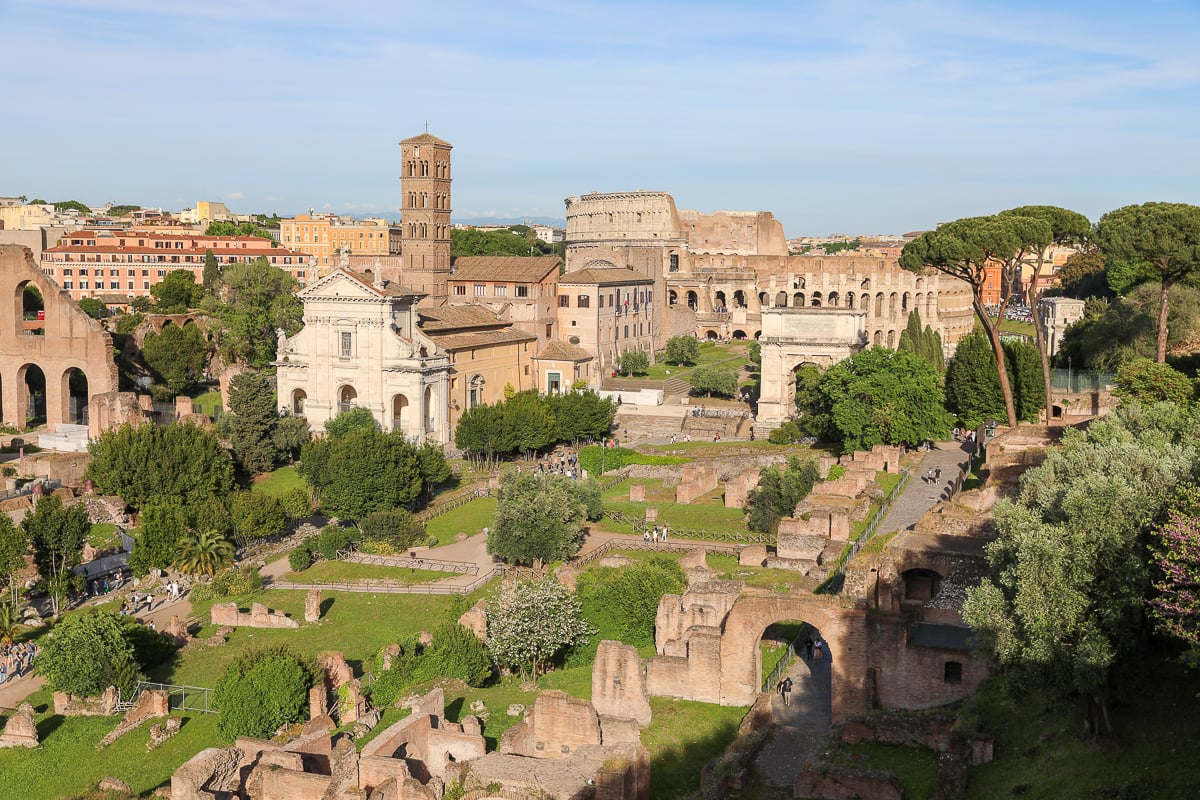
top-left (17, 281), bottom-right (44, 336)
top-left (715, 291), bottom-right (727, 311)
top-left (706, 330), bottom-right (719, 341)
top-left (810, 292), bottom-right (822, 308)
top-left (337, 384), bottom-right (357, 415)
top-left (758, 621), bottom-right (833, 727)
top-left (686, 290), bottom-right (699, 311)
top-left (793, 292), bottom-right (804, 307)
top-left (902, 568), bottom-right (943, 606)
top-left (18, 364), bottom-right (46, 426)
top-left (776, 291), bottom-right (788, 308)
top-left (733, 330), bottom-right (747, 340)
top-left (874, 293), bottom-right (884, 317)
top-left (886, 329), bottom-right (896, 348)
top-left (292, 389), bottom-right (307, 415)
top-left (63, 368), bottom-right (89, 425)
top-left (392, 394), bottom-right (410, 431)
top-left (873, 330), bottom-right (882, 346)
top-left (828, 291), bottom-right (839, 307)
top-left (733, 290), bottom-right (746, 308)
top-left (758, 292), bottom-right (769, 309)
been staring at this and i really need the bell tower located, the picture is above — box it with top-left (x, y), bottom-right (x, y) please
top-left (398, 131), bottom-right (452, 297)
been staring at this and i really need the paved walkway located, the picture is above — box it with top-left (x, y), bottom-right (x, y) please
top-left (875, 441), bottom-right (975, 537)
top-left (754, 650), bottom-right (833, 787)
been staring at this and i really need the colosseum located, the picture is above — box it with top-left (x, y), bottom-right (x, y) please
top-left (564, 191), bottom-right (974, 354)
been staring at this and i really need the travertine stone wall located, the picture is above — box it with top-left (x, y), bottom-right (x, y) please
top-left (500, 690), bottom-right (602, 758)
top-left (592, 640), bottom-right (651, 726)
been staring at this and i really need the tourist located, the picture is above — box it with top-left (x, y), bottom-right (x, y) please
top-left (804, 637), bottom-right (814, 660)
top-left (935, 467), bottom-right (942, 483)
top-left (779, 675), bottom-right (793, 707)
top-left (814, 638), bottom-right (825, 660)
top-left (643, 529), bottom-right (650, 544)
top-left (661, 526), bottom-right (668, 543)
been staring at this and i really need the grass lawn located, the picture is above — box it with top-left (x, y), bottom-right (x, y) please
top-left (759, 622), bottom-right (806, 683)
top-left (251, 465), bottom-right (306, 497)
top-left (601, 494), bottom-right (751, 538)
top-left (287, 560), bottom-right (455, 585)
top-left (188, 389), bottom-right (223, 415)
top-left (87, 522), bottom-right (120, 550)
top-left (424, 497), bottom-right (497, 547)
top-left (998, 318), bottom-right (1036, 338)
top-left (641, 697), bottom-right (748, 800)
top-left (639, 440), bottom-right (821, 459)
top-left (707, 552), bottom-right (816, 592)
top-left (0, 689), bottom-right (222, 800)
top-left (617, 341), bottom-right (749, 382)
top-left (443, 665), bottom-right (595, 751)
top-left (826, 740), bottom-right (938, 798)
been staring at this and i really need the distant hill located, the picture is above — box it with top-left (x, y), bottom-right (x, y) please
top-left (453, 216), bottom-right (566, 228)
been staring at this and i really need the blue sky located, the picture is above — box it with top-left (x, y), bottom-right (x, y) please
top-left (3, 0), bottom-right (1199, 234)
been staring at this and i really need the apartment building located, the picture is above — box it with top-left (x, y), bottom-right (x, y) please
top-left (280, 213), bottom-right (401, 267)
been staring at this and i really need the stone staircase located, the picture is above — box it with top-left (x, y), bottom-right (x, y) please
top-left (663, 376), bottom-right (692, 397)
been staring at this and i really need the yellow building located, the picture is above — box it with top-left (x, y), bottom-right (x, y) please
top-left (280, 214), bottom-right (401, 268)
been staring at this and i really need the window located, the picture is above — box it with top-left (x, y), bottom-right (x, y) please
top-left (577, 295), bottom-right (590, 308)
top-left (340, 331), bottom-right (353, 358)
top-left (515, 285), bottom-right (529, 298)
top-left (559, 295), bottom-right (570, 308)
top-left (63, 281), bottom-right (73, 289)
top-left (944, 662), bottom-right (963, 685)
top-left (454, 285), bottom-right (467, 296)
top-left (80, 281), bottom-right (88, 289)
top-left (669, 253), bottom-right (679, 272)
top-left (495, 285), bottom-right (507, 297)
top-left (143, 281), bottom-right (150, 290)
top-left (128, 281), bottom-right (134, 290)
top-left (474, 284), bottom-right (486, 297)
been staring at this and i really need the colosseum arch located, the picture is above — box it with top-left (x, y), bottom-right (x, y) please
top-left (1, 246), bottom-right (120, 435)
top-left (717, 593), bottom-right (870, 721)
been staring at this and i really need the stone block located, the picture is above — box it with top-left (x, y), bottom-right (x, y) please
top-left (304, 588), bottom-right (321, 622)
top-left (599, 554), bottom-right (633, 568)
top-left (458, 598), bottom-right (488, 641)
top-left (644, 507), bottom-right (658, 522)
top-left (723, 468), bottom-right (760, 509)
top-left (677, 548), bottom-right (708, 571)
top-left (738, 545), bottom-right (767, 567)
top-left (500, 690), bottom-right (601, 759)
top-left (318, 651), bottom-right (353, 688)
top-left (794, 765), bottom-right (903, 800)
top-left (599, 714), bottom-right (642, 745)
top-left (776, 529), bottom-right (827, 561)
top-left (98, 777), bottom-right (132, 794)
top-left (0, 702), bottom-right (38, 748)
top-left (629, 484), bottom-right (645, 502)
top-left (210, 602), bottom-right (240, 627)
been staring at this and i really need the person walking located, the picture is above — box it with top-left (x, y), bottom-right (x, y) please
top-left (779, 675), bottom-right (794, 707)
top-left (804, 637), bottom-right (814, 661)
top-left (814, 638), bottom-right (825, 661)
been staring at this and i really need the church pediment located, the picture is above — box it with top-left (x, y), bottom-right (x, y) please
top-left (297, 269), bottom-right (383, 301)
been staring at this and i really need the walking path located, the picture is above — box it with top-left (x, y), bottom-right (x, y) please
top-left (754, 650), bottom-right (833, 787)
top-left (875, 441), bottom-right (974, 537)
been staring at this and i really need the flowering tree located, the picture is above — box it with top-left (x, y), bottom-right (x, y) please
top-left (485, 578), bottom-right (594, 680)
top-left (1150, 510), bottom-right (1200, 665)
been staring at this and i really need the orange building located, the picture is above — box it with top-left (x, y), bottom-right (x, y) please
top-left (40, 228), bottom-right (310, 304)
top-left (280, 214), bottom-right (401, 267)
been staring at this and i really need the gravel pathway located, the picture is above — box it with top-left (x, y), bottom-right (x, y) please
top-left (753, 650), bottom-right (833, 787)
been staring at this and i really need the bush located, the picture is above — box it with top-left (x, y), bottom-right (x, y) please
top-left (577, 556), bottom-right (686, 649)
top-left (118, 616), bottom-right (177, 672)
top-left (213, 646), bottom-right (314, 740)
top-left (768, 421), bottom-right (805, 444)
top-left (191, 565), bottom-right (264, 602)
top-left (411, 623), bottom-right (493, 687)
top-left (288, 545), bottom-right (313, 572)
top-left (34, 611), bottom-right (143, 697)
top-left (231, 492), bottom-right (290, 540)
top-left (577, 446), bottom-right (687, 475)
top-left (278, 487), bottom-right (312, 519)
top-left (313, 525), bottom-right (354, 560)
top-left (664, 336), bottom-right (701, 366)
top-left (358, 508), bottom-right (426, 551)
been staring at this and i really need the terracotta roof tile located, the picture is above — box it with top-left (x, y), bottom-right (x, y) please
top-left (450, 256), bottom-right (561, 283)
top-left (418, 304), bottom-right (506, 331)
top-left (535, 339), bottom-right (594, 362)
top-left (559, 266), bottom-right (653, 285)
top-left (426, 327), bottom-right (536, 350)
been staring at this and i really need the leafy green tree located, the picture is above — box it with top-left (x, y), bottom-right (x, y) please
top-left (897, 310), bottom-right (944, 371)
top-left (141, 322), bottom-right (211, 396)
top-left (1005, 339), bottom-right (1047, 423)
top-left (324, 406), bottom-right (378, 438)
top-left (107, 204), bottom-right (141, 217)
top-left (186, 495), bottom-right (234, 541)
top-left (34, 612), bottom-right (141, 696)
top-left (618, 349), bottom-right (650, 376)
top-left (485, 578), bottom-right (595, 679)
top-left (1057, 282), bottom-right (1200, 370)
top-left (273, 415), bottom-right (311, 464)
top-left (416, 442), bottom-right (451, 498)
top-left (963, 402), bottom-right (1200, 736)
top-left (454, 403), bottom-right (515, 467)
top-left (77, 297), bottom-right (107, 319)
top-left (176, 529), bottom-right (235, 576)
top-left (202, 248), bottom-right (222, 293)
top-left (690, 364), bottom-right (738, 398)
top-left (204, 221), bottom-right (276, 242)
top-left (748, 341), bottom-right (761, 367)
top-left (1149, 499), bottom-right (1200, 666)
top-left (818, 348), bottom-right (953, 453)
top-left (231, 492), bottom-right (289, 541)
top-left (746, 457), bottom-right (820, 534)
top-left (53, 200), bottom-right (91, 214)
top-left (412, 623), bottom-right (493, 687)
top-left (86, 421), bottom-right (235, 510)
top-left (451, 227), bottom-right (552, 257)
top-left (150, 269), bottom-right (204, 313)
top-left (945, 332), bottom-right (1006, 428)
top-left (1056, 251), bottom-right (1111, 300)
top-left (1106, 258), bottom-right (1159, 297)
top-left (277, 487), bottom-right (313, 520)
top-left (299, 428), bottom-right (426, 519)
top-left (902, 214), bottom-right (1053, 427)
top-left (227, 371), bottom-right (279, 474)
top-left (1095, 203), bottom-right (1200, 363)
top-left (358, 508), bottom-right (426, 550)
top-left (1113, 358), bottom-right (1194, 405)
top-left (213, 646), bottom-right (313, 740)
top-left (24, 495), bottom-right (88, 615)
top-left (210, 258), bottom-right (302, 368)
top-left (128, 503), bottom-right (189, 576)
top-left (664, 335), bottom-right (701, 365)
top-left (576, 556), bottom-right (686, 649)
top-left (507, 391), bottom-right (559, 457)
top-left (546, 390), bottom-right (616, 443)
top-left (489, 473), bottom-right (590, 566)
top-left (0, 515), bottom-right (27, 606)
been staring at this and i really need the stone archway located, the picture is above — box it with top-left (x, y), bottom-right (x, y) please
top-left (17, 363), bottom-right (46, 425)
top-left (62, 367), bottom-right (89, 425)
top-left (718, 594), bottom-right (869, 721)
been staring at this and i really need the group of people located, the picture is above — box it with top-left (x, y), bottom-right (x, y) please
top-left (88, 575), bottom-right (125, 597)
top-left (0, 641), bottom-right (38, 685)
top-left (642, 525), bottom-right (669, 544)
top-left (669, 434), bottom-right (693, 444)
top-left (526, 450), bottom-right (581, 480)
top-left (777, 636), bottom-right (828, 707)
top-left (923, 467), bottom-right (943, 485)
top-left (118, 581), bottom-right (184, 619)
top-left (952, 427), bottom-right (977, 444)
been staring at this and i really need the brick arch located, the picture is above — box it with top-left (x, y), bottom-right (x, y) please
top-left (718, 594), bottom-right (869, 721)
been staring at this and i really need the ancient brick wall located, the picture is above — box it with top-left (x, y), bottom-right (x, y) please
top-left (592, 640), bottom-right (651, 726)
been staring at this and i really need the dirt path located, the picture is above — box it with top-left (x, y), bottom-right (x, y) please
top-left (753, 650), bottom-right (833, 787)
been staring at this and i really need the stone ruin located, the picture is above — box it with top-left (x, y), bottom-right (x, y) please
top-left (99, 688), bottom-right (169, 747)
top-left (54, 685), bottom-right (120, 716)
top-left (0, 702), bottom-right (39, 748)
top-left (457, 598), bottom-right (488, 641)
top-left (171, 685), bottom-right (650, 800)
top-left (722, 467), bottom-right (760, 509)
top-left (209, 601), bottom-right (299, 629)
top-left (304, 588), bottom-right (322, 623)
top-left (674, 464), bottom-right (718, 504)
top-left (148, 716), bottom-right (183, 751)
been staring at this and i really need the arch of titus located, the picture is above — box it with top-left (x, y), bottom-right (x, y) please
top-left (755, 307), bottom-right (867, 433)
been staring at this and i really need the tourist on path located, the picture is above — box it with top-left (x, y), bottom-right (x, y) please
top-left (779, 675), bottom-right (793, 707)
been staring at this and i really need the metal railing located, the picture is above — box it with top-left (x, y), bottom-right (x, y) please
top-left (762, 623), bottom-right (814, 693)
top-left (337, 549), bottom-right (480, 575)
top-left (119, 681), bottom-right (216, 714)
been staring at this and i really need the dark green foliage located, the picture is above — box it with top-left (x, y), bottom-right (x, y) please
top-left (298, 428), bottom-right (427, 519)
top-left (689, 364), bottom-right (738, 397)
top-left (324, 407), bottom-right (378, 438)
top-left (767, 420), bottom-right (806, 445)
top-left (52, 200), bottom-right (91, 214)
top-left (288, 546), bottom-right (313, 572)
top-left (0, 514), bottom-right (26, 606)
top-left (231, 492), bottom-right (289, 541)
top-left (576, 446), bottom-right (686, 475)
top-left (546, 390), bottom-right (617, 443)
top-left (453, 403), bottom-right (514, 467)
top-left (149, 269), bottom-right (203, 313)
top-left (1114, 358), bottom-right (1195, 405)
top-left (227, 371), bottom-right (280, 474)
top-left (488, 473), bottom-right (589, 565)
top-left (664, 335), bottom-right (701, 365)
top-left (1107, 258), bottom-right (1159, 296)
top-left (313, 525), bottom-right (353, 560)
top-left (748, 341), bottom-right (761, 366)
top-left (818, 347), bottom-right (953, 453)
top-left (358, 508), bottom-right (426, 550)
top-left (618, 349), bottom-right (650, 376)
top-left (273, 415), bottom-right (311, 464)
top-left (24, 494), bottom-right (88, 612)
top-left (204, 221), bottom-right (275, 241)
top-left (945, 332), bottom-right (1006, 429)
top-left (278, 487), bottom-right (313, 519)
top-left (77, 297), bottom-right (107, 319)
top-left (86, 421), bottom-right (235, 510)
top-left (213, 646), bottom-right (314, 740)
top-left (202, 249), bottom-right (221, 292)
top-left (35, 612), bottom-right (142, 696)
top-left (1005, 339), bottom-right (1046, 422)
top-left (1057, 283), bottom-right (1200, 370)
top-left (113, 312), bottom-right (144, 334)
top-left (577, 556), bottom-right (686, 648)
top-left (746, 457), bottom-right (820, 535)
top-left (417, 442), bottom-right (451, 493)
top-left (450, 226), bottom-right (556, 257)
top-left (210, 258), bottom-right (302, 368)
top-left (507, 391), bottom-right (559, 456)
top-left (574, 481), bottom-right (605, 522)
top-left (897, 310), bottom-right (944, 371)
top-left (1056, 251), bottom-right (1111, 299)
top-left (128, 504), bottom-right (188, 575)
top-left (141, 322), bottom-right (210, 396)
top-left (118, 616), bottom-right (177, 672)
top-left (412, 623), bottom-right (493, 686)
top-left (186, 495), bottom-right (234, 540)
top-left (187, 565), bottom-right (263, 602)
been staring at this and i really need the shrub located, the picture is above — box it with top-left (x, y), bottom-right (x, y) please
top-left (192, 565), bottom-right (265, 601)
top-left (768, 421), bottom-right (805, 444)
top-left (288, 545), bottom-right (313, 572)
top-left (313, 525), bottom-right (354, 560)
top-left (231, 491), bottom-right (290, 540)
top-left (278, 487), bottom-right (313, 519)
top-left (118, 616), bottom-right (177, 672)
top-left (358, 508), bottom-right (426, 551)
top-left (577, 556), bottom-right (685, 648)
top-left (412, 623), bottom-right (493, 687)
top-left (577, 446), bottom-right (687, 475)
top-left (34, 611), bottom-right (143, 697)
top-left (213, 646), bottom-right (314, 740)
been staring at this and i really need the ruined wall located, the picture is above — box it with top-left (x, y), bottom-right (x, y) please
top-left (592, 640), bottom-right (652, 726)
top-left (500, 690), bottom-right (602, 759)
top-left (209, 602), bottom-right (299, 629)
